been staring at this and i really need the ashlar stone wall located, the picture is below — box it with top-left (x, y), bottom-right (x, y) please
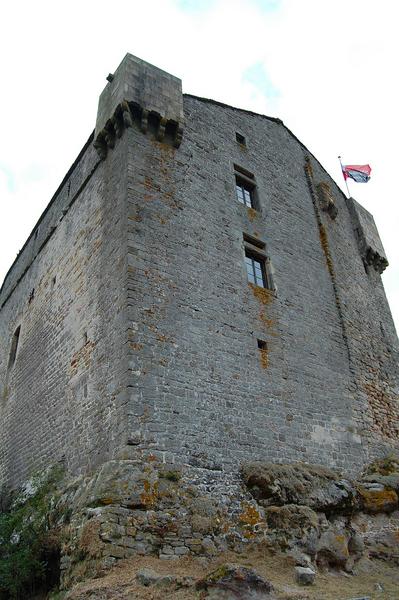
top-left (124, 94), bottom-right (398, 474)
top-left (0, 134), bottom-right (129, 491)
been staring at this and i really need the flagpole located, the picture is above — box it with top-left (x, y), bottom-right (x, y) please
top-left (338, 156), bottom-right (350, 198)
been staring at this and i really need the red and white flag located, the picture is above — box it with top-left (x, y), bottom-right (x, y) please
top-left (342, 164), bottom-right (371, 183)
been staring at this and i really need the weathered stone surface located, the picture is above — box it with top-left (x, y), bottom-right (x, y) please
top-left (364, 455), bottom-right (399, 476)
top-left (136, 567), bottom-right (162, 586)
top-left (361, 473), bottom-right (399, 493)
top-left (357, 486), bottom-right (398, 514)
top-left (316, 528), bottom-right (350, 568)
top-left (197, 564), bottom-right (275, 599)
top-left (242, 462), bottom-right (355, 512)
top-left (294, 566), bottom-right (316, 585)
top-left (78, 460), bottom-right (156, 509)
top-left (265, 504), bottom-right (319, 556)
top-left (351, 511), bottom-right (399, 564)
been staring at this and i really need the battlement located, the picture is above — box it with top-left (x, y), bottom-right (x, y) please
top-left (94, 54), bottom-right (184, 158)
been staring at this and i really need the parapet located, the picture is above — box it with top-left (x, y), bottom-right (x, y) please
top-left (94, 54), bottom-right (184, 158)
top-left (347, 197), bottom-right (388, 273)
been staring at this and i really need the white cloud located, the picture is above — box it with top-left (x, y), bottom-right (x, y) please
top-left (1, 0), bottom-right (398, 331)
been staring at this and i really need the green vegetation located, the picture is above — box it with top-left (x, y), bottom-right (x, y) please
top-left (0, 465), bottom-right (64, 599)
top-left (160, 470), bottom-right (181, 482)
top-left (364, 454), bottom-right (399, 476)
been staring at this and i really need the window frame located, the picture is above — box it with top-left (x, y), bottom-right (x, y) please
top-left (234, 164), bottom-right (258, 210)
top-left (245, 252), bottom-right (267, 287)
top-left (236, 177), bottom-right (254, 208)
top-left (243, 234), bottom-right (274, 291)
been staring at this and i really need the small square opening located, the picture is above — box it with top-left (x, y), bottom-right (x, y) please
top-left (236, 132), bottom-right (246, 145)
top-left (257, 339), bottom-right (268, 368)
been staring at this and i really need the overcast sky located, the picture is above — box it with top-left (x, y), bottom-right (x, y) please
top-left (1, 0), bottom-right (398, 332)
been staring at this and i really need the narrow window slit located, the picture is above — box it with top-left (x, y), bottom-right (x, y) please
top-left (8, 326), bottom-right (21, 370)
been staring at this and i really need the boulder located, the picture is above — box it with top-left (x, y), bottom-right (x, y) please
top-left (136, 567), bottom-right (176, 587)
top-left (242, 462), bottom-right (355, 513)
top-left (197, 564), bottom-right (275, 599)
top-left (316, 528), bottom-right (350, 568)
top-left (136, 568), bottom-right (162, 586)
top-left (294, 566), bottom-right (316, 585)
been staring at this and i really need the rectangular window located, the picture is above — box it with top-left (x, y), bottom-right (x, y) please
top-left (234, 165), bottom-right (257, 210)
top-left (245, 252), bottom-right (267, 287)
top-left (243, 234), bottom-right (273, 290)
top-left (236, 179), bottom-right (253, 207)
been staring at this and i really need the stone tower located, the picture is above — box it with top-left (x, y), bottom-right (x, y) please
top-left (0, 54), bottom-right (398, 495)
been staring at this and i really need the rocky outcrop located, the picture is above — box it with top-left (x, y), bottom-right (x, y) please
top-left (241, 462), bottom-right (356, 513)
top-left (2, 455), bottom-right (399, 595)
top-left (241, 460), bottom-right (399, 572)
top-left (197, 564), bottom-right (275, 599)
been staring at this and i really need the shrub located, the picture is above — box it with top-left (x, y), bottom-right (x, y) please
top-left (0, 465), bottom-right (63, 599)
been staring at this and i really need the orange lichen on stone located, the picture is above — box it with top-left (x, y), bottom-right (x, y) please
top-left (129, 342), bottom-right (143, 351)
top-left (249, 283), bottom-right (274, 305)
top-left (247, 207), bottom-right (257, 222)
top-left (239, 502), bottom-right (264, 539)
top-left (144, 176), bottom-right (161, 192)
top-left (305, 159), bottom-right (313, 178)
top-left (152, 139), bottom-right (176, 157)
top-left (318, 222), bottom-right (334, 278)
top-left (140, 480), bottom-right (159, 508)
top-left (147, 453), bottom-right (158, 462)
top-left (70, 340), bottom-right (96, 376)
top-left (260, 313), bottom-right (274, 328)
top-left (99, 497), bottom-right (115, 506)
top-left (259, 347), bottom-right (268, 369)
top-left (358, 487), bottom-right (398, 513)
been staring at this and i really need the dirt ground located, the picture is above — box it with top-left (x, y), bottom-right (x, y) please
top-left (64, 548), bottom-right (399, 600)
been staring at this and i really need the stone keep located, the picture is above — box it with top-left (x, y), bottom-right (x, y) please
top-left (0, 53), bottom-right (398, 493)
